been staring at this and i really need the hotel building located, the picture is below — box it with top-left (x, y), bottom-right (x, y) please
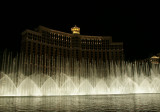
top-left (21, 25), bottom-right (124, 74)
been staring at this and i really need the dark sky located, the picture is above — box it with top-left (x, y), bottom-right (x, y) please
top-left (0, 3), bottom-right (159, 61)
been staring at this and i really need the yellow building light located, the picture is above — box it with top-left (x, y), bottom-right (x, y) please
top-left (71, 25), bottom-right (80, 34)
top-left (151, 56), bottom-right (159, 59)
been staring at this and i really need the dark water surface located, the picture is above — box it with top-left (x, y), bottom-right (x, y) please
top-left (0, 94), bottom-right (160, 112)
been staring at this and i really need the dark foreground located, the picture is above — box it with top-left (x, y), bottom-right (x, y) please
top-left (0, 94), bottom-right (160, 112)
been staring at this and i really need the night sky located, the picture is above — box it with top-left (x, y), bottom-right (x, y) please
top-left (0, 3), bottom-right (159, 61)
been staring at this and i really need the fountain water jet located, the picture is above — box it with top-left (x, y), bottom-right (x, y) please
top-left (0, 52), bottom-right (160, 96)
top-left (17, 77), bottom-right (41, 96)
top-left (0, 74), bottom-right (17, 96)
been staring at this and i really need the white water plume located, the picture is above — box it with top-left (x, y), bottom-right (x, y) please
top-left (0, 52), bottom-right (160, 96)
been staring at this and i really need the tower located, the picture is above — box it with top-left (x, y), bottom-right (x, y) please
top-left (71, 25), bottom-right (81, 48)
top-left (71, 25), bottom-right (80, 34)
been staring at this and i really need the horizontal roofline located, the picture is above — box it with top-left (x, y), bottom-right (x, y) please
top-left (22, 25), bottom-right (123, 43)
top-left (110, 42), bottom-right (123, 45)
top-left (22, 29), bottom-right (42, 36)
top-left (38, 25), bottom-right (113, 39)
top-left (38, 25), bottom-right (73, 36)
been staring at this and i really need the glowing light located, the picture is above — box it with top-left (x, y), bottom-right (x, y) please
top-left (151, 56), bottom-right (159, 59)
top-left (71, 25), bottom-right (80, 34)
top-left (0, 53), bottom-right (160, 96)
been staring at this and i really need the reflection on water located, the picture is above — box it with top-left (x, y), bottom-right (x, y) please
top-left (0, 94), bottom-right (160, 112)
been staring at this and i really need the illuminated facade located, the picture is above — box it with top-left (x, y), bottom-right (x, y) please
top-left (21, 25), bottom-right (124, 74)
top-left (150, 54), bottom-right (160, 64)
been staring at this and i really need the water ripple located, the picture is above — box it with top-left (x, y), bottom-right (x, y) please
top-left (0, 94), bottom-right (160, 112)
